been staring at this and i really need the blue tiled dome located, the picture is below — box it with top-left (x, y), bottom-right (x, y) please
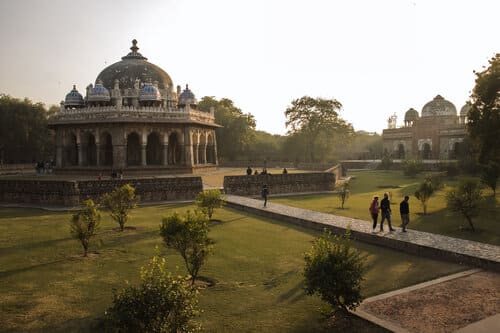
top-left (178, 85), bottom-right (197, 107)
top-left (88, 81), bottom-right (110, 102)
top-left (65, 85), bottom-right (85, 107)
top-left (139, 82), bottom-right (162, 101)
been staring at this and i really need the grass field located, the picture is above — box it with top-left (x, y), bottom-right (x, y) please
top-left (0, 203), bottom-right (466, 332)
top-left (272, 170), bottom-right (500, 246)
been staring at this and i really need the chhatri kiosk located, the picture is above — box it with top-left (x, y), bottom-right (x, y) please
top-left (49, 40), bottom-right (219, 175)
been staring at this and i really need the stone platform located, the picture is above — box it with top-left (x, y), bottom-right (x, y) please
top-left (225, 195), bottom-right (500, 272)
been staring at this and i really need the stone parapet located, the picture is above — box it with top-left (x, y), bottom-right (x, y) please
top-left (0, 177), bottom-right (202, 207)
top-left (223, 172), bottom-right (335, 196)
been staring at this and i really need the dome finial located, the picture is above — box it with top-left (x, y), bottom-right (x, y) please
top-left (130, 39), bottom-right (139, 53)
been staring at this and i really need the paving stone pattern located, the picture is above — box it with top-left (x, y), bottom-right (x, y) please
top-left (225, 195), bottom-right (500, 272)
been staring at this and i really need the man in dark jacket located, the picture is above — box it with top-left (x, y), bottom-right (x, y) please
top-left (400, 196), bottom-right (410, 232)
top-left (380, 193), bottom-right (395, 232)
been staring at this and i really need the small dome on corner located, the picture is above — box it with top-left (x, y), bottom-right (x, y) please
top-left (404, 108), bottom-right (419, 121)
top-left (65, 85), bottom-right (85, 107)
top-left (178, 84), bottom-right (197, 107)
top-left (88, 81), bottom-right (110, 102)
top-left (139, 82), bottom-right (162, 101)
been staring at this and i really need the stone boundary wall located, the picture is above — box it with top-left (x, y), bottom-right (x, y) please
top-left (0, 163), bottom-right (35, 175)
top-left (221, 161), bottom-right (337, 171)
top-left (223, 172), bottom-right (335, 196)
top-left (340, 159), bottom-right (458, 171)
top-left (0, 177), bottom-right (202, 207)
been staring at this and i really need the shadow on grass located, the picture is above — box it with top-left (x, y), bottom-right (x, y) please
top-left (0, 258), bottom-right (67, 278)
top-left (0, 207), bottom-right (68, 219)
top-left (0, 236), bottom-right (72, 254)
top-left (277, 280), bottom-right (306, 303)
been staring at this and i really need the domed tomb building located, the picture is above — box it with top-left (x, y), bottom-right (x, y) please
top-left (49, 40), bottom-right (219, 175)
top-left (382, 95), bottom-right (468, 160)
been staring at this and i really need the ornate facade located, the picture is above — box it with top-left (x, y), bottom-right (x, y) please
top-left (49, 40), bottom-right (219, 175)
top-left (382, 95), bottom-right (468, 160)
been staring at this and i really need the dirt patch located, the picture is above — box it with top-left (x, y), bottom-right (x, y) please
top-left (362, 271), bottom-right (500, 333)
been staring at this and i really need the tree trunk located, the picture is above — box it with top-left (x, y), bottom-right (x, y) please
top-left (466, 215), bottom-right (475, 232)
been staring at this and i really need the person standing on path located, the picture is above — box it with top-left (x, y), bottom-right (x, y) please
top-left (400, 195), bottom-right (410, 232)
top-left (380, 192), bottom-right (395, 232)
top-left (369, 196), bottom-right (380, 233)
top-left (261, 184), bottom-right (269, 207)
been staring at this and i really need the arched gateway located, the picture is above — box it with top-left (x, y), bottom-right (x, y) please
top-left (49, 40), bottom-right (220, 175)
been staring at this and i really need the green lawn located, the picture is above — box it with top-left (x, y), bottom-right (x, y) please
top-left (0, 204), bottom-right (466, 332)
top-left (272, 170), bottom-right (500, 245)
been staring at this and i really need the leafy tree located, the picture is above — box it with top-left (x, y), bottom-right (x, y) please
top-left (160, 211), bottom-right (213, 285)
top-left (0, 94), bottom-right (54, 163)
top-left (102, 184), bottom-right (137, 231)
top-left (480, 161), bottom-right (499, 196)
top-left (336, 181), bottom-right (350, 209)
top-left (105, 253), bottom-right (200, 333)
top-left (304, 229), bottom-right (365, 315)
top-left (285, 96), bottom-right (353, 162)
top-left (468, 53), bottom-right (500, 164)
top-left (198, 96), bottom-right (256, 161)
top-left (69, 199), bottom-right (100, 257)
top-left (195, 189), bottom-right (225, 220)
top-left (414, 176), bottom-right (441, 215)
top-left (446, 179), bottom-right (483, 232)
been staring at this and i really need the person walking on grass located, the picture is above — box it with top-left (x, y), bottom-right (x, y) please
top-left (369, 196), bottom-right (380, 233)
top-left (380, 192), bottom-right (395, 232)
top-left (400, 195), bottom-right (410, 232)
top-left (261, 184), bottom-right (269, 207)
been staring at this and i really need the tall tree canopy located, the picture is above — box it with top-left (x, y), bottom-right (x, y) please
top-left (468, 53), bottom-right (500, 164)
top-left (0, 94), bottom-right (54, 163)
top-left (285, 96), bottom-right (353, 162)
top-left (198, 96), bottom-right (256, 161)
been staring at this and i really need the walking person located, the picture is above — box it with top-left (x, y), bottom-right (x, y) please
top-left (400, 195), bottom-right (410, 232)
top-left (369, 196), bottom-right (380, 233)
top-left (380, 192), bottom-right (395, 232)
top-left (261, 184), bottom-right (269, 207)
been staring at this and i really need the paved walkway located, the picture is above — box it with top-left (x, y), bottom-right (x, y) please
top-left (225, 195), bottom-right (500, 271)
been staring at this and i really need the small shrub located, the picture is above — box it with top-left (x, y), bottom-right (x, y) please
top-left (414, 175), bottom-right (442, 215)
top-left (446, 179), bottom-right (483, 232)
top-left (195, 189), bottom-right (225, 219)
top-left (402, 159), bottom-right (423, 177)
top-left (160, 211), bottom-right (214, 285)
top-left (378, 152), bottom-right (393, 170)
top-left (304, 229), bottom-right (365, 315)
top-left (69, 199), bottom-right (100, 256)
top-left (336, 181), bottom-right (350, 209)
top-left (102, 184), bottom-right (137, 231)
top-left (439, 162), bottom-right (460, 178)
top-left (105, 253), bottom-right (200, 333)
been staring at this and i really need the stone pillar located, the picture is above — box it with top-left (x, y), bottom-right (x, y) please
top-left (141, 145), bottom-right (147, 166)
top-left (162, 144), bottom-right (169, 165)
top-left (184, 128), bottom-right (193, 167)
top-left (76, 129), bottom-right (83, 166)
top-left (202, 144), bottom-right (207, 164)
top-left (113, 144), bottom-right (126, 169)
top-left (213, 133), bottom-right (219, 165)
top-left (56, 146), bottom-right (63, 168)
top-left (96, 144), bottom-right (101, 166)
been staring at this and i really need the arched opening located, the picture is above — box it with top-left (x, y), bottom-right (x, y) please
top-left (198, 134), bottom-right (206, 164)
top-left (451, 142), bottom-right (461, 159)
top-left (146, 132), bottom-right (162, 165)
top-left (192, 134), bottom-right (199, 165)
top-left (127, 132), bottom-right (141, 166)
top-left (66, 133), bottom-right (78, 166)
top-left (84, 133), bottom-right (97, 166)
top-left (100, 132), bottom-right (113, 166)
top-left (422, 143), bottom-right (431, 159)
top-left (397, 144), bottom-right (405, 159)
top-left (207, 134), bottom-right (215, 164)
top-left (168, 132), bottom-right (181, 165)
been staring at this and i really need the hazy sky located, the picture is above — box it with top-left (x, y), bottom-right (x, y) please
top-left (0, 0), bottom-right (498, 134)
